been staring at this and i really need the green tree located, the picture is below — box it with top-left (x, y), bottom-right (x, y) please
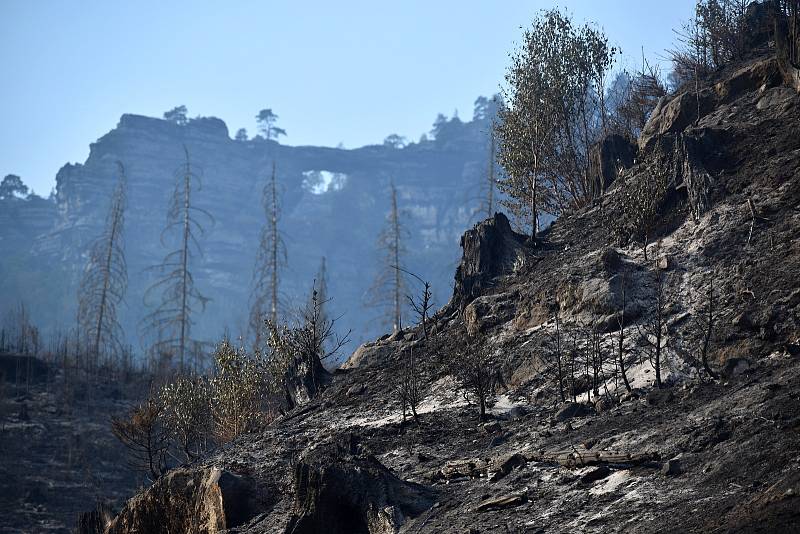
top-left (495, 9), bottom-right (618, 238)
top-left (0, 175), bottom-right (28, 200)
top-left (256, 108), bottom-right (286, 140)
top-left (163, 105), bottom-right (188, 125)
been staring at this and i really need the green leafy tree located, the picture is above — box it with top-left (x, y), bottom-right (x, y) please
top-left (0, 175), bottom-right (28, 200)
top-left (163, 105), bottom-right (188, 125)
top-left (495, 9), bottom-right (618, 238)
top-left (256, 108), bottom-right (286, 140)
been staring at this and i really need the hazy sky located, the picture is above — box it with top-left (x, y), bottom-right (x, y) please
top-left (1, 1), bottom-right (694, 195)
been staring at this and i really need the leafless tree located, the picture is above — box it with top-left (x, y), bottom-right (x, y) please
top-left (77, 162), bottom-right (127, 371)
top-left (394, 266), bottom-right (434, 340)
top-left (546, 312), bottom-right (566, 402)
top-left (111, 397), bottom-right (169, 482)
top-left (368, 181), bottom-right (407, 332)
top-left (398, 346), bottom-right (421, 425)
top-left (482, 131), bottom-right (497, 218)
top-left (637, 248), bottom-right (668, 388)
top-left (249, 162), bottom-right (287, 350)
top-left (695, 275), bottom-right (719, 379)
top-left (142, 146), bottom-right (214, 373)
top-left (616, 270), bottom-right (633, 393)
top-left (452, 335), bottom-right (502, 421)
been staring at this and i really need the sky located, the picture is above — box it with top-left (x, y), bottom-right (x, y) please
top-left (0, 1), bottom-right (695, 196)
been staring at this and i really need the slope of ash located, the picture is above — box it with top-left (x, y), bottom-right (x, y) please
top-left (89, 44), bottom-right (800, 534)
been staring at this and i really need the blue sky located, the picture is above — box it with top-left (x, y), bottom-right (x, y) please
top-left (1, 1), bottom-right (695, 195)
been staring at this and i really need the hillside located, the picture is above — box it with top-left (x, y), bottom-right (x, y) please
top-left (83, 31), bottom-right (800, 534)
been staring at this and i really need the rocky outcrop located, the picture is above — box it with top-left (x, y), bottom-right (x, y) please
top-left (286, 440), bottom-right (436, 534)
top-left (587, 133), bottom-right (637, 200)
top-left (105, 468), bottom-right (266, 534)
top-left (451, 212), bottom-right (527, 309)
top-left (0, 110), bottom-right (495, 350)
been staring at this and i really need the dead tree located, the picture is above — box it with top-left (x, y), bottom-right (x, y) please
top-left (77, 162), bottom-right (127, 371)
top-left (482, 131), bottom-right (496, 218)
top-left (395, 266), bottom-right (434, 340)
top-left (452, 336), bottom-right (501, 421)
top-left (695, 275), bottom-right (719, 380)
top-left (616, 270), bottom-right (633, 392)
top-left (637, 249), bottom-right (668, 388)
top-left (142, 146), bottom-right (214, 373)
top-left (547, 313), bottom-right (566, 402)
top-left (111, 397), bottom-right (169, 482)
top-left (398, 346), bottom-right (421, 425)
top-left (368, 181), bottom-right (407, 332)
top-left (249, 162), bottom-right (287, 350)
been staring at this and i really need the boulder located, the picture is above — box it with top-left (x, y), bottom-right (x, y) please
top-left (475, 490), bottom-right (528, 512)
top-left (587, 133), bottom-right (637, 200)
top-left (451, 213), bottom-right (527, 309)
top-left (662, 458), bottom-right (682, 477)
top-left (554, 402), bottom-right (594, 422)
top-left (580, 465), bottom-right (612, 484)
top-left (488, 453), bottom-right (526, 482)
top-left (646, 388), bottom-right (675, 406)
top-left (286, 443), bottom-right (436, 534)
top-left (721, 357), bottom-right (754, 378)
top-left (105, 468), bottom-right (266, 534)
top-left (464, 292), bottom-right (516, 336)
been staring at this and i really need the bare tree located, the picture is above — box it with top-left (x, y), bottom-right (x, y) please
top-left (451, 335), bottom-right (502, 421)
top-left (482, 131), bottom-right (497, 218)
top-left (77, 162), bottom-right (127, 370)
top-left (368, 181), bottom-right (407, 332)
top-left (637, 248), bottom-right (668, 388)
top-left (616, 270), bottom-right (633, 393)
top-left (111, 397), bottom-right (169, 482)
top-left (398, 346), bottom-right (421, 425)
top-left (142, 146), bottom-right (214, 373)
top-left (394, 266), bottom-right (434, 340)
top-left (695, 275), bottom-right (719, 379)
top-left (249, 162), bottom-right (287, 350)
top-left (548, 312), bottom-right (566, 402)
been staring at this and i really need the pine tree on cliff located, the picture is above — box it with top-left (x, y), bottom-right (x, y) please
top-left (77, 162), bottom-right (127, 370)
top-left (368, 181), bottom-right (407, 333)
top-left (142, 146), bottom-right (213, 373)
top-left (249, 162), bottom-right (286, 350)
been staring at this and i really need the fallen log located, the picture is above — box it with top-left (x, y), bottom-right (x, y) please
top-left (526, 449), bottom-right (661, 468)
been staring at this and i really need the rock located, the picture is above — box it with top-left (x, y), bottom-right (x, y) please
top-left (346, 383), bottom-right (366, 397)
top-left (662, 458), bottom-right (682, 477)
top-left (489, 434), bottom-right (507, 448)
top-left (489, 453), bottom-right (526, 482)
top-left (105, 468), bottom-right (265, 534)
top-left (554, 402), bottom-right (593, 422)
top-left (600, 247), bottom-right (622, 272)
top-left (286, 443), bottom-right (436, 534)
top-left (464, 292), bottom-right (516, 336)
top-left (483, 421), bottom-right (502, 434)
top-left (756, 86), bottom-right (796, 111)
top-left (475, 490), bottom-right (528, 512)
top-left (505, 406), bottom-right (527, 420)
top-left (587, 133), bottom-right (637, 200)
top-left (341, 343), bottom-right (396, 369)
top-left (581, 465), bottom-right (612, 484)
top-left (76, 502), bottom-right (115, 534)
top-left (721, 357), bottom-right (754, 378)
top-left (657, 255), bottom-right (671, 271)
top-left (594, 397), bottom-right (614, 414)
top-left (451, 213), bottom-right (527, 309)
top-left (646, 388), bottom-right (675, 406)
top-left (438, 459), bottom-right (487, 480)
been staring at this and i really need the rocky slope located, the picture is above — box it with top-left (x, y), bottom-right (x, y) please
top-left (82, 39), bottom-right (800, 534)
top-left (0, 108), bottom-right (496, 350)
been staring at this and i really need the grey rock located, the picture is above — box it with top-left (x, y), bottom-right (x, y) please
top-left (721, 357), bottom-right (754, 378)
top-left (554, 402), bottom-right (594, 422)
top-left (662, 458), bottom-right (682, 477)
